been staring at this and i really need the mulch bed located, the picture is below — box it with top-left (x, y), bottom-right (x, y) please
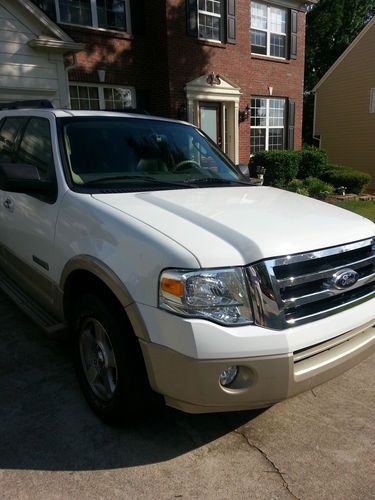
top-left (327, 194), bottom-right (375, 202)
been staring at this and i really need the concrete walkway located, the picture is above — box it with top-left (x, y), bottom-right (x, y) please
top-left (0, 290), bottom-right (374, 499)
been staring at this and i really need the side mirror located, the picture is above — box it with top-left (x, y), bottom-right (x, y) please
top-left (236, 164), bottom-right (250, 179)
top-left (0, 163), bottom-right (55, 194)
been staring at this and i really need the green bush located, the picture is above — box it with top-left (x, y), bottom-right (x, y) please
top-left (287, 177), bottom-right (333, 199)
top-left (303, 177), bottom-right (334, 200)
top-left (287, 178), bottom-right (309, 196)
top-left (297, 146), bottom-right (328, 179)
top-left (320, 164), bottom-right (371, 194)
top-left (287, 178), bottom-right (304, 192)
top-left (250, 149), bottom-right (371, 195)
top-left (251, 150), bottom-right (299, 186)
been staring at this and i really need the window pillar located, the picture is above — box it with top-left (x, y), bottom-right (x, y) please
top-left (90, 0), bottom-right (99, 26)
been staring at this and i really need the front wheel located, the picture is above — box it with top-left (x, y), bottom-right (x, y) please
top-left (73, 294), bottom-right (157, 425)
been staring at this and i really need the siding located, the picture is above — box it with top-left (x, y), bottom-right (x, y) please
top-left (0, 1), bottom-right (68, 107)
top-left (314, 23), bottom-right (375, 189)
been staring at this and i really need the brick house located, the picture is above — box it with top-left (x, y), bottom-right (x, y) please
top-left (29, 0), bottom-right (314, 164)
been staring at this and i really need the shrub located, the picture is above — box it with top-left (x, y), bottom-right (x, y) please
top-left (297, 146), bottom-right (328, 179)
top-left (287, 179), bottom-right (310, 196)
top-left (288, 177), bottom-right (334, 199)
top-left (250, 150), bottom-right (371, 194)
top-left (287, 178), bottom-right (304, 192)
top-left (297, 187), bottom-right (310, 197)
top-left (251, 150), bottom-right (299, 186)
top-left (320, 164), bottom-right (371, 194)
top-left (303, 177), bottom-right (334, 200)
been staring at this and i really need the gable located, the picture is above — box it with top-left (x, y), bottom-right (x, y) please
top-left (0, 0), bottom-right (80, 107)
top-left (3, 0), bottom-right (73, 42)
top-left (186, 73), bottom-right (241, 97)
top-left (314, 16), bottom-right (375, 92)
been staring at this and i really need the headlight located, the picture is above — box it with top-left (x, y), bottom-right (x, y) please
top-left (159, 268), bottom-right (253, 326)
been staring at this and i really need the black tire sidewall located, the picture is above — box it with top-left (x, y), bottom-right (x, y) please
top-left (73, 294), bottom-right (152, 424)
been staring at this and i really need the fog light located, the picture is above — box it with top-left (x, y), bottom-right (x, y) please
top-left (219, 366), bottom-right (239, 387)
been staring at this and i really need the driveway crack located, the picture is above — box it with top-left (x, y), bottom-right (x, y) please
top-left (234, 430), bottom-right (299, 499)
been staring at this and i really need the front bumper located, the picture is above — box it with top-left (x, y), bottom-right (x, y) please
top-left (139, 320), bottom-right (375, 413)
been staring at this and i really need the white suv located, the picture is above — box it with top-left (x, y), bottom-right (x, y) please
top-left (0, 102), bottom-right (374, 424)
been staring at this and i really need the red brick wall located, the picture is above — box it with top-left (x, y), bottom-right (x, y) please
top-left (165, 0), bottom-right (306, 162)
top-left (62, 0), bottom-right (306, 163)
top-left (63, 2), bottom-right (171, 116)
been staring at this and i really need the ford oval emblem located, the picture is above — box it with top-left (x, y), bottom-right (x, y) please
top-left (329, 269), bottom-right (359, 290)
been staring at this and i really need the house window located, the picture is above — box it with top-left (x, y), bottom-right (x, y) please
top-left (50, 0), bottom-right (131, 31)
top-left (69, 85), bottom-right (136, 110)
top-left (370, 89), bottom-right (375, 113)
top-left (251, 1), bottom-right (287, 58)
top-left (59, 0), bottom-right (92, 25)
top-left (250, 97), bottom-right (286, 152)
top-left (187, 0), bottom-right (236, 44)
top-left (198, 0), bottom-right (222, 41)
top-left (33, 0), bottom-right (57, 21)
top-left (97, 0), bottom-right (128, 30)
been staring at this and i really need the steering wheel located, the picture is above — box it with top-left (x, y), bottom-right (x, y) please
top-left (173, 159), bottom-right (201, 172)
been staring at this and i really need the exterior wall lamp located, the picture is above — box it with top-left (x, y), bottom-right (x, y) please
top-left (177, 103), bottom-right (187, 121)
top-left (239, 104), bottom-right (250, 123)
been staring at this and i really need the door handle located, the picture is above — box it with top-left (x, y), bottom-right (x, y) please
top-left (3, 198), bottom-right (14, 212)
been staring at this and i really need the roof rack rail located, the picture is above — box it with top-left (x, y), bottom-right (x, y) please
top-left (0, 99), bottom-right (54, 110)
top-left (106, 108), bottom-right (151, 115)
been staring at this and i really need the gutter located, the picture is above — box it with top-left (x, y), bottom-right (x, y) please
top-left (28, 36), bottom-right (85, 54)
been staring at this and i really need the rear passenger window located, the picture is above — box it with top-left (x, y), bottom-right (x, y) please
top-left (0, 117), bottom-right (27, 164)
top-left (17, 118), bottom-right (54, 180)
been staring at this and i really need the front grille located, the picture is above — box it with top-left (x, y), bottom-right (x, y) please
top-left (247, 238), bottom-right (375, 330)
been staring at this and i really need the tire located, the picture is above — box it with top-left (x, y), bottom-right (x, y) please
top-left (73, 293), bottom-right (157, 425)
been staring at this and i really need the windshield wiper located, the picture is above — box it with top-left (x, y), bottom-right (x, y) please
top-left (184, 177), bottom-right (251, 186)
top-left (83, 175), bottom-right (197, 189)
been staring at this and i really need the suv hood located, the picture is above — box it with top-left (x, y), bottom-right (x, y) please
top-left (93, 187), bottom-right (374, 267)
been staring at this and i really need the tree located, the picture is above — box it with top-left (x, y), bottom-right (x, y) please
top-left (303, 0), bottom-right (375, 143)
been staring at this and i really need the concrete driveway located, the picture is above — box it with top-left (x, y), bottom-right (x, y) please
top-left (0, 289), bottom-right (374, 500)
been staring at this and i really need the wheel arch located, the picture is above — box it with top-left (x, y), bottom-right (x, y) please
top-left (60, 255), bottom-right (150, 341)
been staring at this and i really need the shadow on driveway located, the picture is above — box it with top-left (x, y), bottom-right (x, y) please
top-left (0, 293), bottom-right (261, 472)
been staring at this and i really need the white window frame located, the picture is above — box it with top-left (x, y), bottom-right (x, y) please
top-left (55, 0), bottom-right (131, 33)
top-left (251, 1), bottom-right (287, 60)
top-left (198, 0), bottom-right (222, 42)
top-left (370, 88), bottom-right (375, 113)
top-left (250, 97), bottom-right (286, 152)
top-left (69, 83), bottom-right (136, 110)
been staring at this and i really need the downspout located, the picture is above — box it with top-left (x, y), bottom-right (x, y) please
top-left (63, 53), bottom-right (78, 109)
top-left (312, 89), bottom-right (321, 147)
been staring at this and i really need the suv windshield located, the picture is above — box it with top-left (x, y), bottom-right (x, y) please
top-left (59, 117), bottom-right (247, 189)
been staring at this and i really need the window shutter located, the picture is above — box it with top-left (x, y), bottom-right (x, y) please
top-left (219, 0), bottom-right (226, 42)
top-left (290, 10), bottom-right (298, 59)
top-left (288, 100), bottom-right (295, 150)
top-left (226, 0), bottom-right (236, 44)
top-left (135, 90), bottom-right (150, 114)
top-left (130, 0), bottom-right (145, 35)
top-left (186, 0), bottom-right (198, 37)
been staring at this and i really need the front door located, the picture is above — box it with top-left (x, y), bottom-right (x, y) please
top-left (0, 115), bottom-right (60, 312)
top-left (199, 102), bottom-right (222, 149)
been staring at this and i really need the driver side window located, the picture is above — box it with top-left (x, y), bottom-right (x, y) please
top-left (0, 117), bottom-right (27, 164)
top-left (16, 118), bottom-right (54, 180)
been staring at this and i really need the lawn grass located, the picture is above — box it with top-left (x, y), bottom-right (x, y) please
top-left (335, 200), bottom-right (375, 222)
